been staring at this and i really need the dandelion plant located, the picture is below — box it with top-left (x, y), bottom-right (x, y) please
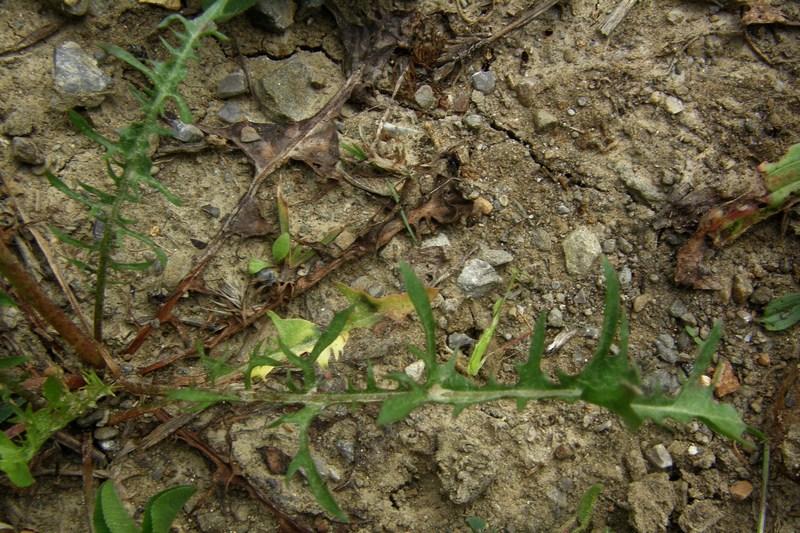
top-left (172, 259), bottom-right (759, 521)
top-left (46, 0), bottom-right (255, 340)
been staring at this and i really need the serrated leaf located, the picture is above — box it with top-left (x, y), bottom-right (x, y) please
top-left (377, 382), bottom-right (428, 425)
top-left (68, 111), bottom-right (120, 154)
top-left (141, 485), bottom-right (196, 533)
top-left (200, 0), bottom-right (257, 22)
top-left (0, 431), bottom-right (34, 488)
top-left (167, 389), bottom-right (238, 405)
top-left (93, 480), bottom-right (140, 533)
top-left (632, 322), bottom-right (753, 447)
top-left (49, 226), bottom-right (96, 250)
top-left (761, 142), bottom-right (800, 193)
top-left (575, 484), bottom-right (604, 530)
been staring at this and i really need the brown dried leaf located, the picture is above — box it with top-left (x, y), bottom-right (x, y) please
top-left (674, 235), bottom-right (722, 290)
top-left (742, 3), bottom-right (800, 27)
top-left (229, 197), bottom-right (272, 238)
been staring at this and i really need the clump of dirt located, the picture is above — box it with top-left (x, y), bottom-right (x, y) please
top-left (2, 0), bottom-right (800, 531)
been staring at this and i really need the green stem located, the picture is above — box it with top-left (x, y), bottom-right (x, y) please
top-left (0, 240), bottom-right (105, 368)
top-left (235, 385), bottom-right (581, 407)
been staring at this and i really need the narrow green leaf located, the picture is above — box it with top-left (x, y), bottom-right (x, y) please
top-left (45, 171), bottom-right (97, 208)
top-left (68, 110), bottom-right (119, 154)
top-left (595, 257), bottom-right (619, 359)
top-left (115, 226), bottom-right (168, 268)
top-left (307, 306), bottom-right (354, 366)
top-left (101, 43), bottom-right (156, 82)
top-left (167, 389), bottom-right (238, 403)
top-left (272, 232), bottom-right (291, 263)
top-left (575, 484), bottom-right (604, 531)
top-left (93, 480), bottom-right (140, 533)
top-left (468, 292), bottom-right (506, 376)
top-left (49, 226), bottom-right (96, 250)
top-left (399, 263), bottom-right (437, 369)
top-left (109, 260), bottom-right (154, 272)
top-left (0, 356), bottom-right (27, 369)
top-left (77, 181), bottom-right (117, 204)
top-left (141, 485), bottom-right (196, 533)
top-left (516, 312), bottom-right (556, 399)
top-left (0, 291), bottom-right (17, 307)
top-left (761, 293), bottom-right (800, 331)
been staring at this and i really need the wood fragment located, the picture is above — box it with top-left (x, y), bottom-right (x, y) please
top-left (0, 21), bottom-right (64, 56)
top-left (599, 0), bottom-right (638, 37)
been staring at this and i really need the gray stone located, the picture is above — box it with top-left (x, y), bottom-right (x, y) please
top-left (218, 101), bottom-right (243, 123)
top-left (731, 273), bottom-right (754, 304)
top-left (94, 427), bottom-right (119, 441)
top-left (421, 234), bottom-right (451, 248)
top-left (216, 69), bottom-right (248, 99)
top-left (750, 285), bottom-right (773, 306)
top-left (664, 95), bottom-right (684, 114)
top-left (655, 334), bottom-right (678, 364)
top-left (470, 71), bottom-right (496, 94)
top-left (404, 360), bottom-right (426, 383)
top-left (77, 408), bottom-right (108, 428)
top-left (628, 473), bottom-right (676, 533)
top-left (533, 109), bottom-right (558, 133)
top-left (239, 126), bottom-right (261, 143)
top-left (11, 137), bottom-right (44, 165)
top-left (480, 249), bottom-right (513, 266)
top-left (462, 114), bottom-right (483, 130)
top-left (457, 259), bottom-right (502, 298)
top-left (562, 226), bottom-right (601, 277)
top-left (530, 227), bottom-right (553, 251)
top-left (642, 368), bottom-right (680, 396)
top-left (53, 41), bottom-right (113, 109)
top-left (602, 238), bottom-right (617, 253)
top-left (171, 121), bottom-right (204, 143)
top-left (414, 84), bottom-right (436, 109)
top-left (645, 443), bottom-right (673, 469)
top-left (448, 332), bottom-right (476, 352)
top-left (669, 299), bottom-right (689, 318)
top-left (666, 9), bottom-right (685, 25)
top-left (547, 308), bottom-right (564, 328)
top-left (250, 52), bottom-right (343, 123)
top-left (251, 0), bottom-right (296, 32)
top-left (297, 0), bottom-right (324, 18)
top-left (616, 162), bottom-right (666, 206)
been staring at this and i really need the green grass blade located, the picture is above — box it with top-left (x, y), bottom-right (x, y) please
top-left (399, 263), bottom-right (437, 369)
top-left (595, 257), bottom-right (619, 358)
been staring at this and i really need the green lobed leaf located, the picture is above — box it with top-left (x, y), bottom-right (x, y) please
top-left (0, 431), bottom-right (34, 487)
top-left (575, 484), bottom-right (604, 531)
top-left (632, 322), bottom-right (753, 447)
top-left (0, 356), bottom-right (27, 369)
top-left (141, 485), bottom-right (196, 533)
top-left (247, 258), bottom-right (273, 275)
top-left (279, 406), bottom-right (348, 521)
top-left (93, 480), bottom-right (140, 533)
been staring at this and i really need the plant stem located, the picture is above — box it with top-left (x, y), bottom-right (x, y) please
top-left (0, 240), bottom-right (105, 368)
top-left (236, 385), bottom-right (581, 407)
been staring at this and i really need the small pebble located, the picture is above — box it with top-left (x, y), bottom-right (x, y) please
top-left (463, 114), bottom-right (483, 130)
top-left (414, 84), bottom-right (436, 109)
top-left (533, 109), bottom-right (558, 133)
top-left (473, 196), bottom-right (493, 215)
top-left (94, 427), bottom-right (119, 441)
top-left (470, 71), bottom-right (496, 94)
top-left (172, 121), bottom-right (204, 143)
top-left (216, 69), bottom-right (248, 99)
top-left (713, 359), bottom-right (740, 397)
top-left (240, 125), bottom-right (261, 142)
top-left (218, 101), bottom-right (243, 123)
top-left (547, 308), bottom-right (564, 328)
top-left (730, 480), bottom-right (753, 501)
top-left (645, 444), bottom-right (673, 469)
top-left (404, 360), bottom-right (426, 383)
top-left (756, 353), bottom-right (771, 366)
top-left (553, 443), bottom-right (574, 460)
top-left (11, 137), bottom-right (44, 165)
top-left (750, 286), bottom-right (773, 306)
